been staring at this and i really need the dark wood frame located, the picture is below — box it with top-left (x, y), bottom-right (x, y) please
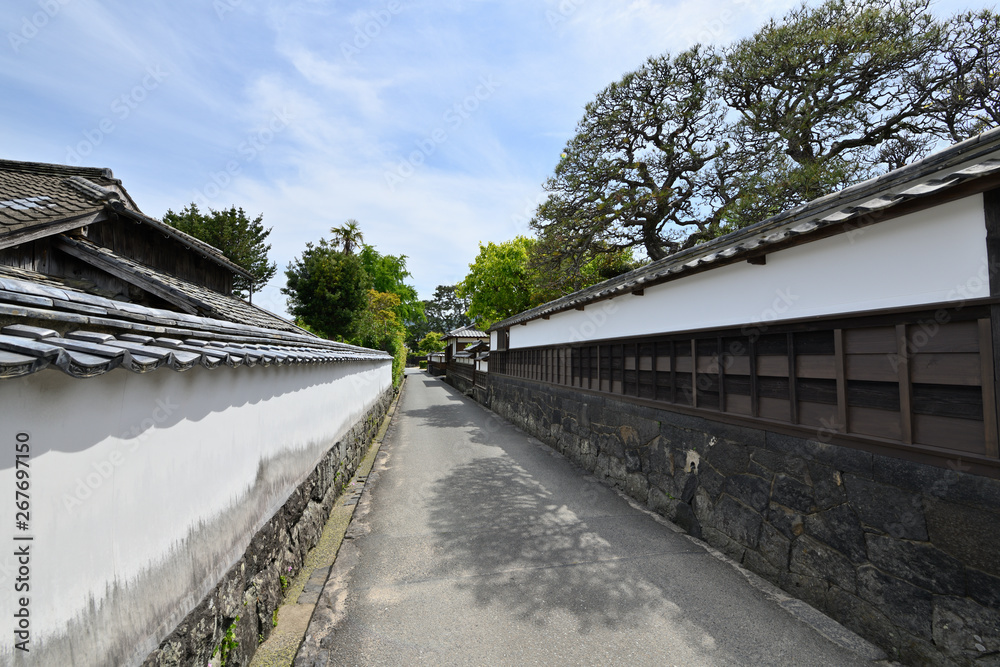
top-left (490, 299), bottom-right (1000, 478)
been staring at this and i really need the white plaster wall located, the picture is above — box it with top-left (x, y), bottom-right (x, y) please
top-left (0, 359), bottom-right (391, 664)
top-left (510, 195), bottom-right (988, 348)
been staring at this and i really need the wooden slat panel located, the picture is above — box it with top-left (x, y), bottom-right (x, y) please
top-left (757, 355), bottom-right (789, 377)
top-left (897, 324), bottom-right (913, 444)
top-left (726, 393), bottom-right (752, 415)
top-left (718, 336), bottom-right (726, 415)
top-left (835, 329), bottom-right (848, 432)
top-left (849, 406), bottom-right (902, 441)
top-left (726, 356), bottom-right (750, 375)
top-left (759, 397), bottom-right (790, 421)
top-left (697, 356), bottom-right (719, 374)
top-left (845, 327), bottom-right (896, 354)
top-left (980, 318), bottom-right (999, 457)
top-left (788, 333), bottom-right (798, 425)
top-left (914, 414), bottom-right (986, 454)
top-left (749, 338), bottom-right (759, 418)
top-left (910, 353), bottom-right (981, 386)
top-left (908, 320), bottom-right (980, 354)
top-left (691, 339), bottom-right (698, 409)
top-left (796, 355), bottom-right (836, 379)
top-left (675, 357), bottom-right (693, 373)
top-left (912, 383), bottom-right (983, 420)
top-left (799, 401), bottom-right (838, 429)
top-left (846, 354), bottom-right (899, 382)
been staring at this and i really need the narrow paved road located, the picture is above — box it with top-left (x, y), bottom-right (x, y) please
top-left (295, 369), bottom-right (884, 666)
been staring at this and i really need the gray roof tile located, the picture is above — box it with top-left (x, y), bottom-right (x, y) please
top-left (0, 274), bottom-right (390, 379)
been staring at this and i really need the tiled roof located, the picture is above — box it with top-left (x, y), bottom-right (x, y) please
top-left (0, 162), bottom-right (125, 240)
top-left (445, 326), bottom-right (488, 339)
top-left (0, 275), bottom-right (389, 380)
top-left (490, 127), bottom-right (1000, 330)
top-left (0, 159), bottom-right (249, 278)
top-left (56, 236), bottom-right (302, 333)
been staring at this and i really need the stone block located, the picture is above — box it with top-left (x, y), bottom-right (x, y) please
top-left (624, 448), bottom-right (642, 474)
top-left (825, 585), bottom-right (901, 661)
top-left (766, 432), bottom-right (873, 478)
top-left (748, 459), bottom-right (772, 480)
top-left (873, 454), bottom-right (1000, 510)
top-left (843, 474), bottom-right (927, 541)
top-left (647, 487), bottom-right (674, 517)
top-left (866, 534), bottom-right (966, 596)
top-left (713, 494), bottom-right (763, 549)
top-left (925, 497), bottom-right (1000, 578)
top-left (723, 474), bottom-right (770, 512)
top-left (698, 463), bottom-right (725, 501)
top-left (743, 549), bottom-right (781, 584)
top-left (767, 503), bottom-right (805, 540)
top-left (804, 504), bottom-right (867, 564)
top-left (758, 521), bottom-right (791, 570)
top-left (750, 447), bottom-right (810, 483)
top-left (703, 438), bottom-right (749, 476)
top-left (967, 568), bottom-right (1000, 610)
top-left (857, 565), bottom-right (933, 639)
top-left (625, 471), bottom-right (648, 501)
top-left (771, 473), bottom-right (816, 514)
top-left (644, 436), bottom-right (672, 477)
top-left (778, 570), bottom-right (828, 613)
top-left (619, 416), bottom-right (660, 447)
top-left (933, 596), bottom-right (1000, 663)
top-left (790, 534), bottom-right (857, 594)
top-left (692, 487), bottom-right (714, 526)
top-left (806, 461), bottom-right (847, 510)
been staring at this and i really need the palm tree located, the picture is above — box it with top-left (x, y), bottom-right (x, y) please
top-left (331, 219), bottom-right (364, 255)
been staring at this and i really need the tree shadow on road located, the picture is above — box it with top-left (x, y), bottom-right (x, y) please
top-left (424, 454), bottom-right (680, 635)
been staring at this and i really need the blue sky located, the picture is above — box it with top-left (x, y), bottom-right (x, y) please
top-left (0, 0), bottom-right (989, 317)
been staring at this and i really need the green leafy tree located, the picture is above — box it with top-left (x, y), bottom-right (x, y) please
top-left (162, 204), bottom-right (277, 298)
top-left (354, 289), bottom-right (407, 385)
top-left (282, 239), bottom-right (371, 340)
top-left (417, 332), bottom-right (446, 355)
top-left (358, 244), bottom-right (424, 327)
top-left (456, 237), bottom-right (539, 328)
top-left (532, 47), bottom-right (726, 269)
top-left (423, 285), bottom-right (471, 335)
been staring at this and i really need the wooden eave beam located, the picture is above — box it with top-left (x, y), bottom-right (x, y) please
top-left (0, 210), bottom-right (107, 251)
top-left (53, 236), bottom-right (202, 316)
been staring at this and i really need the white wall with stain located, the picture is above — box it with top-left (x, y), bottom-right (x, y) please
top-left (0, 358), bottom-right (391, 665)
top-left (508, 195), bottom-right (987, 349)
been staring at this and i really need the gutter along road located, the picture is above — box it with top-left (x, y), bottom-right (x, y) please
top-left (295, 368), bottom-right (886, 666)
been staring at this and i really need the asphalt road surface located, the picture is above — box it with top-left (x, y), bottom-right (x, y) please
top-left (295, 369), bottom-right (886, 667)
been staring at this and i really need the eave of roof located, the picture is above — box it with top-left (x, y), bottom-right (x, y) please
top-left (445, 326), bottom-right (488, 339)
top-left (111, 203), bottom-right (252, 279)
top-left (490, 127), bottom-right (1000, 331)
top-left (0, 275), bottom-right (390, 380)
top-left (0, 159), bottom-right (250, 280)
top-left (54, 235), bottom-right (303, 333)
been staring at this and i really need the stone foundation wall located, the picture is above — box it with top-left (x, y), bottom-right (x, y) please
top-left (444, 369), bottom-right (475, 396)
top-left (142, 386), bottom-right (394, 667)
top-left (484, 375), bottom-right (1000, 666)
